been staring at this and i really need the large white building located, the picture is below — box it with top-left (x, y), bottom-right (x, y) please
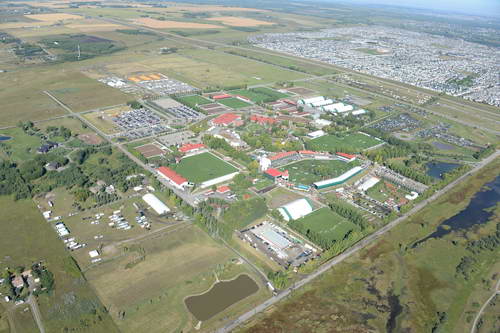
top-left (278, 198), bottom-right (314, 221)
top-left (298, 96), bottom-right (325, 105)
top-left (142, 193), bottom-right (170, 215)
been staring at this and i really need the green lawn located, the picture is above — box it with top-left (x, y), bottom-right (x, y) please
top-left (172, 152), bottom-right (238, 183)
top-left (0, 127), bottom-right (42, 162)
top-left (307, 133), bottom-right (382, 152)
top-left (280, 159), bottom-right (360, 185)
top-left (230, 87), bottom-right (289, 103)
top-left (217, 97), bottom-right (252, 109)
top-left (290, 207), bottom-right (358, 243)
top-left (177, 95), bottom-right (212, 106)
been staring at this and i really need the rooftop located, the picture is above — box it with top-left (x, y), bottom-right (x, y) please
top-left (157, 166), bottom-right (188, 185)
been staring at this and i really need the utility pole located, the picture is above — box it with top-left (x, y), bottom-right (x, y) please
top-left (77, 44), bottom-right (81, 60)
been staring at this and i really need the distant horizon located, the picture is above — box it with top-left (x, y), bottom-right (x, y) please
top-left (320, 0), bottom-right (500, 17)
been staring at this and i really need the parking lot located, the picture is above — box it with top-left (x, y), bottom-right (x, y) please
top-left (136, 76), bottom-right (197, 95)
top-left (111, 108), bottom-right (170, 139)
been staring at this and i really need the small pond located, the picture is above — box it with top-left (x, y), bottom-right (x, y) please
top-left (0, 135), bottom-right (12, 142)
top-left (426, 161), bottom-right (461, 179)
top-left (413, 175), bottom-right (500, 247)
top-left (185, 274), bottom-right (259, 322)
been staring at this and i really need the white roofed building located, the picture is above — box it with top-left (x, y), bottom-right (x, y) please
top-left (307, 130), bottom-right (326, 139)
top-left (142, 193), bottom-right (170, 215)
top-left (278, 198), bottom-right (314, 221)
top-left (298, 96), bottom-right (325, 105)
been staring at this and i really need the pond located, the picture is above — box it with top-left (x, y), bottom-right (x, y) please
top-left (413, 175), bottom-right (500, 248)
top-left (426, 161), bottom-right (461, 179)
top-left (185, 274), bottom-right (259, 322)
top-left (0, 135), bottom-right (12, 142)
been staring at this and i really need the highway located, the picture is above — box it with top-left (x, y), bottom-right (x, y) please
top-left (217, 150), bottom-right (499, 333)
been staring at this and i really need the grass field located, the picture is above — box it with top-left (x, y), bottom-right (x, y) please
top-left (290, 207), bottom-right (358, 243)
top-left (84, 224), bottom-right (267, 332)
top-left (177, 94), bottom-right (213, 106)
top-left (82, 105), bottom-right (130, 134)
top-left (0, 127), bottom-right (42, 162)
top-left (0, 196), bottom-right (118, 332)
top-left (307, 133), bottom-right (382, 152)
top-left (264, 187), bottom-right (306, 209)
top-left (230, 87), bottom-right (289, 103)
top-left (218, 97), bottom-right (252, 109)
top-left (280, 159), bottom-right (361, 185)
top-left (173, 152), bottom-right (238, 183)
top-left (242, 158), bottom-right (500, 333)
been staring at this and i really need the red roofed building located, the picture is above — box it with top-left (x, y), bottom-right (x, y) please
top-left (179, 143), bottom-right (205, 154)
top-left (216, 185), bottom-right (231, 194)
top-left (269, 151), bottom-right (298, 162)
top-left (264, 168), bottom-right (289, 181)
top-left (250, 115), bottom-right (277, 125)
top-left (298, 150), bottom-right (316, 155)
top-left (336, 152), bottom-right (356, 162)
top-left (157, 166), bottom-right (188, 190)
top-left (212, 113), bottom-right (241, 127)
top-left (283, 99), bottom-right (297, 106)
top-left (212, 94), bottom-right (232, 100)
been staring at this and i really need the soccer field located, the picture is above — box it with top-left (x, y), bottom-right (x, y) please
top-left (290, 207), bottom-right (358, 244)
top-left (230, 87), bottom-right (289, 103)
top-left (178, 95), bottom-right (212, 106)
top-left (280, 159), bottom-right (360, 185)
top-left (173, 152), bottom-right (238, 183)
top-left (308, 133), bottom-right (382, 152)
top-left (218, 97), bottom-right (252, 109)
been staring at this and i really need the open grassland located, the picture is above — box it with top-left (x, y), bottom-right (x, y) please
top-left (207, 16), bottom-right (275, 27)
top-left (241, 158), bottom-right (500, 333)
top-left (0, 127), bottom-right (42, 162)
top-left (281, 159), bottom-right (361, 185)
top-left (218, 97), bottom-right (252, 109)
top-left (308, 133), bottom-right (382, 152)
top-left (173, 152), bottom-right (238, 183)
top-left (265, 187), bottom-right (306, 209)
top-left (290, 207), bottom-right (357, 243)
top-left (0, 196), bottom-right (118, 332)
top-left (230, 87), bottom-right (289, 103)
top-left (134, 17), bottom-right (221, 29)
top-left (9, 305), bottom-right (38, 333)
top-left (151, 5), bottom-right (267, 13)
top-left (84, 224), bottom-right (267, 332)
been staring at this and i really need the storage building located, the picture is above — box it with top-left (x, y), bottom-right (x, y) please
top-left (278, 198), bottom-right (314, 221)
top-left (142, 193), bottom-right (170, 215)
top-left (313, 166), bottom-right (364, 189)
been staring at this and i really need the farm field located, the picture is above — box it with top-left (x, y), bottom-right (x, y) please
top-left (177, 94), bottom-right (213, 106)
top-left (242, 158), bottom-right (500, 333)
top-left (230, 87), bottom-right (289, 103)
top-left (281, 159), bottom-right (361, 185)
top-left (172, 152), bottom-right (238, 183)
top-left (289, 207), bottom-right (358, 244)
top-left (218, 97), bottom-right (252, 109)
top-left (0, 196), bottom-right (118, 332)
top-left (84, 224), bottom-right (267, 332)
top-left (307, 133), bottom-right (382, 152)
top-left (207, 16), bottom-right (275, 27)
top-left (134, 17), bottom-right (221, 29)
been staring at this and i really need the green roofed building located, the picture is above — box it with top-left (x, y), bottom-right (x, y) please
top-left (278, 198), bottom-right (314, 221)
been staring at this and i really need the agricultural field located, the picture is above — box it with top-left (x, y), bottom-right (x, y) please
top-left (0, 196), bottom-right (117, 332)
top-left (84, 224), bottom-right (267, 333)
top-left (134, 17), bottom-right (221, 29)
top-left (281, 159), bottom-right (361, 185)
top-left (172, 152), bottom-right (238, 183)
top-left (289, 207), bottom-right (358, 245)
top-left (307, 133), bottom-right (383, 152)
top-left (218, 97), bottom-right (252, 109)
top-left (207, 16), bottom-right (275, 27)
top-left (242, 158), bottom-right (500, 333)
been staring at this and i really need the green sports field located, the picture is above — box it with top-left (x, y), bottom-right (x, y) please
top-left (173, 152), bottom-right (238, 183)
top-left (280, 159), bottom-right (360, 185)
top-left (290, 207), bottom-right (358, 244)
top-left (230, 87), bottom-right (289, 103)
top-left (177, 95), bottom-right (212, 106)
top-left (217, 97), bottom-right (252, 109)
top-left (307, 133), bottom-right (382, 152)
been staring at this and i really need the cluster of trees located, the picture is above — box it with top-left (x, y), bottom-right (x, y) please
top-left (202, 135), bottom-right (252, 164)
top-left (46, 125), bottom-right (72, 140)
top-left (0, 161), bottom-right (32, 199)
top-left (267, 271), bottom-right (289, 290)
top-left (386, 162), bottom-right (433, 185)
top-left (0, 264), bottom-right (54, 301)
top-left (289, 220), bottom-right (342, 249)
top-left (126, 100), bottom-right (142, 109)
top-left (473, 144), bottom-right (496, 160)
top-left (329, 199), bottom-right (369, 231)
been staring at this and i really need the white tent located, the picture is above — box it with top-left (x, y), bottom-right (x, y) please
top-left (278, 198), bottom-right (314, 221)
top-left (142, 193), bottom-right (170, 215)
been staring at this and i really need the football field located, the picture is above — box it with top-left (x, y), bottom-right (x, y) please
top-left (280, 159), bottom-right (360, 185)
top-left (307, 133), bottom-right (382, 152)
top-left (173, 152), bottom-right (238, 183)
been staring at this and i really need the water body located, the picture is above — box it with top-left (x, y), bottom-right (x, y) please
top-left (0, 136), bottom-right (12, 142)
top-left (426, 161), bottom-right (460, 179)
top-left (386, 293), bottom-right (403, 333)
top-left (185, 274), bottom-right (259, 322)
top-left (413, 175), bottom-right (500, 248)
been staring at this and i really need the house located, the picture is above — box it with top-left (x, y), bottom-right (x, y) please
top-left (11, 275), bottom-right (24, 289)
top-left (157, 166), bottom-right (188, 190)
top-left (336, 152), bottom-right (356, 162)
top-left (37, 141), bottom-right (58, 154)
top-left (250, 115), bottom-right (276, 125)
top-left (264, 168), bottom-right (289, 181)
top-left (44, 161), bottom-right (61, 171)
top-left (216, 185), bottom-right (231, 194)
top-left (211, 113), bottom-right (242, 127)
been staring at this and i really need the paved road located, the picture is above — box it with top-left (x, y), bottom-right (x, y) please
top-left (27, 295), bottom-right (45, 333)
top-left (470, 277), bottom-right (500, 333)
top-left (217, 150), bottom-right (499, 333)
